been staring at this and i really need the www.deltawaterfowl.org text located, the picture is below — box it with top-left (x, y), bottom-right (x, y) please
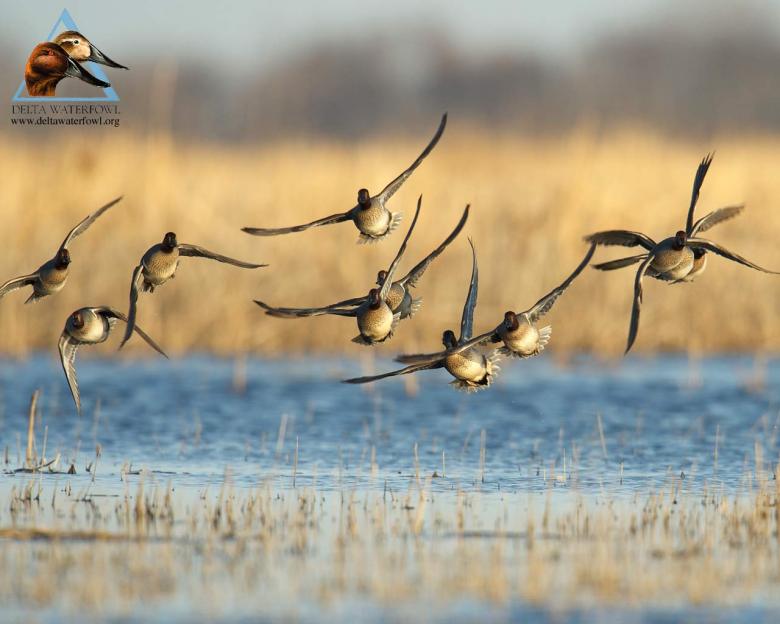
top-left (10, 103), bottom-right (120, 127)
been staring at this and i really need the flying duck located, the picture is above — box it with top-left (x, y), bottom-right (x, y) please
top-left (242, 114), bottom-right (447, 244)
top-left (59, 307), bottom-right (167, 415)
top-left (343, 239), bottom-right (502, 392)
top-left (396, 242), bottom-right (596, 365)
top-left (0, 196), bottom-right (122, 303)
top-left (120, 232), bottom-right (267, 349)
top-left (586, 155), bottom-right (780, 353)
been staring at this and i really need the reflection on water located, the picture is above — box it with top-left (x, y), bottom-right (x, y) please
top-left (0, 355), bottom-right (776, 492)
top-left (0, 355), bottom-right (778, 623)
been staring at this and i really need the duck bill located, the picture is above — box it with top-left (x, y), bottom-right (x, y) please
top-left (64, 57), bottom-right (110, 88)
top-left (88, 45), bottom-right (129, 70)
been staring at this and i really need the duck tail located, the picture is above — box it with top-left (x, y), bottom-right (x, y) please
top-left (407, 297), bottom-right (423, 318)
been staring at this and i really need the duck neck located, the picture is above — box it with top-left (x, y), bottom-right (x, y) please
top-left (26, 74), bottom-right (62, 97)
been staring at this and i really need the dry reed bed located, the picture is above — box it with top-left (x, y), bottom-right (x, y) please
top-left (0, 472), bottom-right (778, 617)
top-left (2, 127), bottom-right (780, 358)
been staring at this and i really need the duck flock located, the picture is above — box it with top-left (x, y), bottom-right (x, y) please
top-left (12, 32), bottom-right (780, 413)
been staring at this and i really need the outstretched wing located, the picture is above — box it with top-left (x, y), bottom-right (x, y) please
top-left (97, 307), bottom-right (168, 358)
top-left (459, 238), bottom-right (479, 343)
top-left (254, 300), bottom-right (358, 318)
top-left (399, 204), bottom-right (469, 288)
top-left (0, 273), bottom-right (38, 300)
top-left (378, 196), bottom-right (422, 300)
top-left (59, 196), bottom-right (122, 252)
top-left (242, 212), bottom-right (351, 236)
top-left (58, 332), bottom-right (82, 415)
top-left (394, 328), bottom-right (497, 366)
top-left (585, 230), bottom-right (656, 251)
top-left (376, 113), bottom-right (447, 203)
top-left (626, 255), bottom-right (655, 354)
top-left (592, 254), bottom-right (648, 271)
top-left (119, 264), bottom-right (144, 350)
top-left (685, 153), bottom-right (714, 235)
top-left (690, 205), bottom-right (744, 236)
top-left (525, 243), bottom-right (596, 322)
top-left (686, 238), bottom-right (780, 274)
top-left (342, 360), bottom-right (444, 385)
top-left (178, 244), bottom-right (267, 268)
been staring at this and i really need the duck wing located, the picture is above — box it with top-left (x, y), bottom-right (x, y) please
top-left (119, 264), bottom-right (144, 350)
top-left (690, 205), bottom-right (744, 236)
top-left (394, 329), bottom-right (498, 366)
top-left (242, 212), bottom-right (351, 237)
top-left (96, 307), bottom-right (168, 358)
top-left (178, 244), bottom-right (266, 268)
top-left (525, 243), bottom-right (596, 322)
top-left (59, 196), bottom-right (122, 252)
top-left (686, 238), bottom-right (780, 274)
top-left (399, 204), bottom-right (469, 288)
top-left (592, 254), bottom-right (648, 271)
top-left (626, 255), bottom-right (655, 354)
top-left (342, 360), bottom-right (444, 385)
top-left (459, 238), bottom-right (479, 343)
top-left (376, 113), bottom-right (447, 204)
top-left (378, 196), bottom-right (421, 300)
top-left (0, 272), bottom-right (38, 300)
top-left (685, 153), bottom-right (714, 235)
top-left (58, 332), bottom-right (82, 415)
top-left (585, 230), bottom-right (656, 251)
top-left (254, 300), bottom-right (358, 318)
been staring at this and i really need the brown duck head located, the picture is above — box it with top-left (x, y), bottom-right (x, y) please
top-left (55, 248), bottom-right (71, 269)
top-left (442, 329), bottom-right (458, 349)
top-left (375, 269), bottom-right (388, 286)
top-left (162, 232), bottom-right (178, 252)
top-left (25, 42), bottom-right (110, 96)
top-left (71, 310), bottom-right (84, 329)
top-left (674, 230), bottom-right (687, 250)
top-left (367, 288), bottom-right (382, 310)
top-left (357, 188), bottom-right (372, 209)
top-left (503, 311), bottom-right (519, 331)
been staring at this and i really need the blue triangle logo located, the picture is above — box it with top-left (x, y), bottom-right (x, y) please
top-left (12, 8), bottom-right (120, 102)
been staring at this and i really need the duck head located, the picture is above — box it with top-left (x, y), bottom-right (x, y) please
top-left (367, 288), bottom-right (382, 310)
top-left (357, 188), bottom-right (372, 209)
top-left (71, 310), bottom-right (85, 329)
top-left (375, 269), bottom-right (388, 286)
top-left (503, 311), bottom-right (519, 331)
top-left (55, 248), bottom-right (71, 269)
top-left (54, 31), bottom-right (129, 69)
top-left (674, 230), bottom-right (687, 250)
top-left (25, 42), bottom-right (110, 96)
top-left (162, 232), bottom-right (178, 252)
top-left (442, 329), bottom-right (458, 349)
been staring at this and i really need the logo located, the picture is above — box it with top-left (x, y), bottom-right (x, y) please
top-left (10, 9), bottom-right (126, 127)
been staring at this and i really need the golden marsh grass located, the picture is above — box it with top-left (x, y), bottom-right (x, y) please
top-left (2, 127), bottom-right (780, 357)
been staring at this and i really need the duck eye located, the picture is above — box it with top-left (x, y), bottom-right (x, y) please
top-left (74, 40), bottom-right (80, 44)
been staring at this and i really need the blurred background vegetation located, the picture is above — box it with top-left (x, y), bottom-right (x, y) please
top-left (2, 0), bottom-right (780, 357)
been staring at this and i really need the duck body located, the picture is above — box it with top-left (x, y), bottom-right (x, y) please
top-left (444, 348), bottom-right (498, 393)
top-left (352, 199), bottom-right (400, 243)
top-left (496, 316), bottom-right (550, 358)
top-left (34, 259), bottom-right (69, 298)
top-left (354, 300), bottom-right (398, 345)
top-left (140, 244), bottom-right (180, 291)
top-left (678, 251), bottom-right (707, 283)
top-left (648, 237), bottom-right (695, 281)
top-left (65, 308), bottom-right (112, 344)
